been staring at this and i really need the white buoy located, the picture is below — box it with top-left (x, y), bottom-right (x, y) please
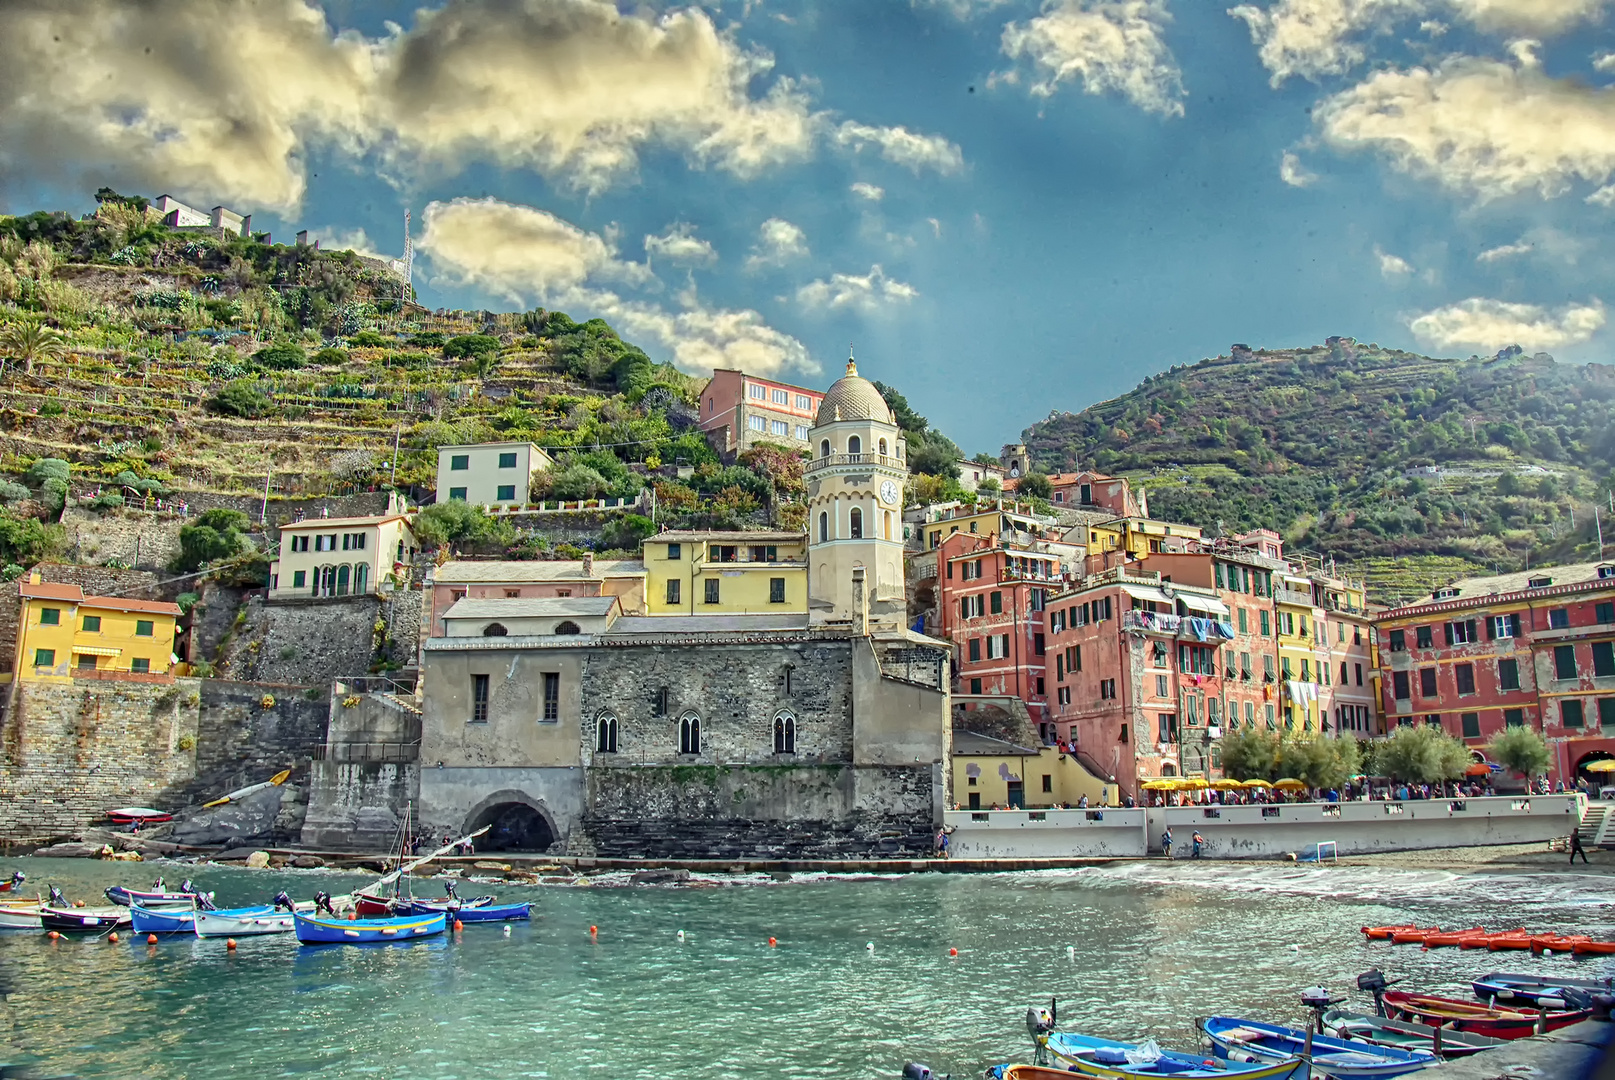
top-left (1066, 946), bottom-right (1075, 960)
top-left (677, 929), bottom-right (686, 942)
top-left (866, 942), bottom-right (875, 953)
top-left (503, 925), bottom-right (512, 936)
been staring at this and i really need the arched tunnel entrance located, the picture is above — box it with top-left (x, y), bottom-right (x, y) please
top-left (467, 802), bottom-right (556, 853)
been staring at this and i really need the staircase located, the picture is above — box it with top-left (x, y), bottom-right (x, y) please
top-left (1579, 801), bottom-right (1612, 847)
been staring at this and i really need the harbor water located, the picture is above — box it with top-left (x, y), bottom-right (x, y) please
top-left (6, 856), bottom-right (1612, 1078)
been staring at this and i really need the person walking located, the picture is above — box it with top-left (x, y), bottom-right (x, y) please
top-left (935, 827), bottom-right (950, 860)
top-left (1161, 828), bottom-right (1173, 858)
top-left (1191, 831), bottom-right (1205, 859)
top-left (1571, 828), bottom-right (1590, 865)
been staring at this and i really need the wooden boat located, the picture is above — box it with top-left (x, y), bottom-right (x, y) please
top-left (1321, 1008), bottom-right (1505, 1059)
top-left (1361, 924), bottom-right (1418, 941)
top-left (193, 906), bottom-right (297, 938)
top-left (1459, 928), bottom-right (1527, 950)
top-left (1571, 939), bottom-right (1615, 956)
top-left (131, 905), bottom-right (200, 934)
top-left (0, 902), bottom-right (42, 930)
top-left (1473, 972), bottom-right (1611, 1008)
top-left (39, 905), bottom-right (131, 932)
top-left (1484, 929), bottom-right (1534, 951)
top-left (1039, 1032), bottom-right (1306, 1079)
top-left (293, 911), bottom-right (446, 945)
top-left (1420, 926), bottom-right (1485, 949)
top-left (1386, 926), bottom-right (1440, 945)
top-left (1381, 991), bottom-right (1589, 1038)
top-left (106, 885), bottom-right (210, 908)
top-left (1203, 1017), bottom-right (1436, 1078)
top-left (106, 807), bottom-right (172, 825)
top-left (0, 872), bottom-right (27, 893)
top-left (1529, 933), bottom-right (1589, 955)
top-left (202, 768), bottom-right (290, 808)
top-left (395, 899), bottom-right (529, 922)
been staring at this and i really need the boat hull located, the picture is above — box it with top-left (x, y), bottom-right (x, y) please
top-left (193, 907), bottom-right (295, 938)
top-left (106, 886), bottom-right (204, 908)
top-left (1361, 924), bottom-right (1417, 941)
top-left (1321, 1009), bottom-right (1504, 1059)
top-left (1204, 1017), bottom-right (1436, 1079)
top-left (40, 906), bottom-right (131, 932)
top-left (1474, 972), bottom-right (1612, 1007)
top-left (394, 900), bottom-right (524, 922)
top-left (1046, 1033), bottom-right (1305, 1079)
top-left (1382, 991), bottom-right (1588, 1038)
top-left (294, 911), bottom-right (446, 944)
top-left (130, 906), bottom-right (196, 934)
top-left (0, 905), bottom-right (41, 929)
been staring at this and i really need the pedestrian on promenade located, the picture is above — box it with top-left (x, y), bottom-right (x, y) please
top-left (1191, 831), bottom-right (1205, 859)
top-left (1571, 829), bottom-right (1590, 865)
top-left (1161, 828), bottom-right (1173, 858)
top-left (935, 827), bottom-right (950, 859)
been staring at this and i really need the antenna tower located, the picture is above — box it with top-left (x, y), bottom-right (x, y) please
top-left (401, 208), bottom-right (414, 309)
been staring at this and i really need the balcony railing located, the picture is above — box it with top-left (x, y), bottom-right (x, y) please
top-left (1273, 587), bottom-right (1315, 607)
top-left (313, 741), bottom-right (421, 763)
top-left (804, 453), bottom-right (903, 473)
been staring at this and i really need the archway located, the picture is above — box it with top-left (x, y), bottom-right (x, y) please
top-left (462, 790), bottom-right (558, 853)
top-left (1576, 750), bottom-right (1615, 790)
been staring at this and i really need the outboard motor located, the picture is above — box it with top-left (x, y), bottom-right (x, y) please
top-left (1026, 1005), bottom-right (1055, 1038)
top-left (900, 1064), bottom-right (933, 1080)
top-left (313, 891), bottom-right (335, 917)
top-left (272, 891), bottom-right (294, 913)
top-left (48, 886), bottom-right (66, 907)
top-left (9, 871), bottom-right (24, 888)
top-left (1301, 986), bottom-right (1343, 1034)
top-left (152, 876), bottom-right (166, 891)
top-left (1356, 968), bottom-right (1398, 1018)
top-left (179, 879), bottom-right (196, 895)
top-left (444, 880), bottom-right (458, 899)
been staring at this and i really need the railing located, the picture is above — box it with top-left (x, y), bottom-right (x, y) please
top-left (334, 675), bottom-right (416, 696)
top-left (699, 554), bottom-right (806, 567)
top-left (1122, 610), bottom-right (1180, 635)
top-left (71, 667), bottom-right (177, 685)
top-left (1273, 587), bottom-right (1315, 607)
top-left (312, 741), bottom-right (420, 763)
top-left (804, 453), bottom-right (903, 473)
top-left (910, 555), bottom-right (938, 580)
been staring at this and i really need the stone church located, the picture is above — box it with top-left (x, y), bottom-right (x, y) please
top-left (304, 359), bottom-right (953, 858)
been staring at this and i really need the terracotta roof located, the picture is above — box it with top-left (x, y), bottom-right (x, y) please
top-left (433, 559), bottom-right (645, 583)
top-left (647, 530), bottom-right (806, 543)
top-left (19, 582), bottom-right (179, 615)
top-left (20, 582), bottom-right (85, 602)
top-left (279, 514), bottom-right (412, 530)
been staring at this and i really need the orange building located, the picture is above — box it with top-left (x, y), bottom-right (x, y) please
top-left (696, 369), bottom-right (824, 458)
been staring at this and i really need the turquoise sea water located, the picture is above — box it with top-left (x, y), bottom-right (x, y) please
top-left (4, 857), bottom-right (1612, 1078)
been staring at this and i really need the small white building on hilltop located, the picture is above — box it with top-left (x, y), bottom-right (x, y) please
top-left (436, 442), bottom-right (555, 507)
top-left (269, 512), bottom-right (419, 601)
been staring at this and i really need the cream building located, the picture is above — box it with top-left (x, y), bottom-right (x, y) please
top-left (436, 442), bottom-right (555, 507)
top-left (806, 356), bottom-right (908, 629)
top-left (269, 513), bottom-right (418, 600)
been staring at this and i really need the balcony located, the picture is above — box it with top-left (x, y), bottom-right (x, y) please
top-left (804, 453), bottom-right (904, 474)
top-left (911, 555), bottom-right (938, 581)
top-left (699, 552), bottom-right (806, 568)
top-left (1273, 587), bottom-right (1316, 607)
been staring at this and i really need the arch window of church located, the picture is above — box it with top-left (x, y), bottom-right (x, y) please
top-left (819, 511), bottom-right (830, 543)
top-left (596, 711), bottom-right (618, 753)
top-left (679, 712), bottom-right (701, 755)
top-left (848, 435), bottom-right (862, 455)
top-left (774, 711), bottom-right (797, 754)
top-left (878, 438), bottom-right (887, 456)
top-left (820, 439), bottom-right (831, 458)
top-left (850, 507), bottom-right (863, 539)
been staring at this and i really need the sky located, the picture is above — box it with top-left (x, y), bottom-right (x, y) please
top-left (2, 0), bottom-right (1615, 455)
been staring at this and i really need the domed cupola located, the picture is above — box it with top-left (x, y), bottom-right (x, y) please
top-left (815, 357), bottom-right (895, 427)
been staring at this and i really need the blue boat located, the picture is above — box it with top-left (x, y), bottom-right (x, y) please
top-left (1204, 1017), bottom-right (1436, 1078)
top-left (1038, 1032), bottom-right (1308, 1079)
top-left (1472, 971), bottom-right (1611, 1009)
top-left (131, 904), bottom-right (273, 935)
top-left (393, 900), bottom-right (530, 923)
top-left (293, 911), bottom-right (446, 945)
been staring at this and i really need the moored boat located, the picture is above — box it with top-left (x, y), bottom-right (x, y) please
top-left (1529, 934), bottom-right (1590, 955)
top-left (293, 911), bottom-right (446, 945)
top-left (1459, 928), bottom-right (1527, 950)
top-left (1571, 939), bottom-right (1615, 956)
top-left (1473, 972), bottom-right (1612, 1007)
top-left (1484, 930), bottom-right (1534, 951)
top-left (1419, 926), bottom-right (1485, 949)
top-left (0, 902), bottom-right (42, 930)
top-left (1361, 924), bottom-right (1417, 941)
top-left (1321, 1008), bottom-right (1504, 1059)
top-left (193, 906), bottom-right (296, 938)
top-left (106, 881), bottom-right (212, 908)
top-left (0, 872), bottom-right (27, 893)
top-left (1381, 991), bottom-right (1588, 1038)
top-left (130, 905), bottom-right (203, 935)
top-left (1203, 1016), bottom-right (1436, 1078)
top-left (1386, 926), bottom-right (1440, 945)
top-left (40, 905), bottom-right (131, 932)
top-left (395, 899), bottom-right (529, 922)
top-left (1042, 1032), bottom-right (1306, 1079)
top-left (106, 807), bottom-right (172, 825)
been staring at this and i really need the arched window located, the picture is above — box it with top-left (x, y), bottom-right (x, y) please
top-left (483, 622), bottom-right (508, 637)
top-left (319, 565), bottom-right (338, 597)
top-left (882, 511), bottom-right (892, 540)
top-left (336, 565), bottom-right (351, 596)
top-left (774, 711), bottom-right (796, 754)
top-left (878, 438), bottom-right (887, 455)
top-left (819, 511), bottom-right (829, 543)
top-left (554, 621), bottom-right (581, 635)
top-left (848, 435), bottom-right (862, 455)
top-left (353, 562), bottom-right (369, 595)
top-left (596, 711), bottom-right (618, 753)
top-left (820, 439), bottom-right (831, 458)
top-left (679, 712), bottom-right (701, 755)
top-left (849, 507), bottom-right (863, 539)
top-left (1161, 762), bottom-right (1177, 777)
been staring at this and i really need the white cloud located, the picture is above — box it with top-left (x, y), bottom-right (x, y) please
top-left (644, 223), bottom-right (717, 266)
top-left (1316, 56), bottom-right (1615, 200)
top-left (1280, 150), bottom-right (1318, 186)
top-left (914, 0), bottom-right (1013, 17)
top-left (999, 0), bottom-right (1186, 117)
top-left (833, 122), bottom-right (964, 173)
top-left (1408, 296), bottom-right (1606, 351)
top-left (1375, 246), bottom-right (1413, 276)
top-left (745, 218), bottom-right (809, 270)
top-left (850, 181), bottom-right (886, 201)
top-left (601, 298), bottom-right (817, 377)
top-left (1474, 226), bottom-right (1584, 263)
top-left (1477, 240), bottom-right (1531, 261)
top-left (796, 264), bottom-right (919, 313)
top-left (1449, 0), bottom-right (1608, 35)
top-left (1596, 50), bottom-right (1615, 72)
top-left (927, 217), bottom-right (943, 238)
top-left (311, 227), bottom-right (390, 260)
top-left (1588, 184), bottom-right (1615, 205)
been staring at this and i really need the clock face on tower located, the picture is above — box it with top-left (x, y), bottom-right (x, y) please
top-left (879, 480), bottom-right (899, 507)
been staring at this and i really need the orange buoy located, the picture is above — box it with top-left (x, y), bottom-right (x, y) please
top-left (47, 931), bottom-right (60, 940)
top-left (108, 932), bottom-right (119, 943)
top-left (226, 939), bottom-right (237, 950)
top-left (590, 925), bottom-right (598, 937)
top-left (949, 948), bottom-right (958, 957)
top-left (453, 919), bottom-right (463, 931)
top-left (73, 900), bottom-right (84, 908)
top-left (348, 912), bottom-right (357, 921)
top-left (768, 937), bottom-right (777, 947)
top-left (146, 934), bottom-right (158, 944)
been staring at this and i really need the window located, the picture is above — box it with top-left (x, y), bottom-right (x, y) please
top-left (1156, 675), bottom-right (1169, 697)
top-left (1265, 703), bottom-right (1276, 729)
top-left (1073, 645), bottom-right (1082, 672)
top-left (1445, 620), bottom-right (1478, 645)
top-left (774, 712), bottom-right (796, 753)
top-left (1389, 629), bottom-right (1405, 652)
top-left (1600, 602), bottom-right (1615, 625)
top-left (1282, 656), bottom-right (1293, 679)
top-left (1245, 701), bottom-right (1255, 725)
top-left (664, 543), bottom-right (682, 561)
top-left (849, 508), bottom-right (863, 539)
top-left (1415, 625), bottom-right (1433, 648)
top-left (1339, 661), bottom-right (1348, 685)
top-left (795, 425), bottom-right (810, 441)
top-left (38, 608), bottom-right (59, 626)
top-left (704, 578), bottom-right (720, 605)
top-left (1423, 713), bottom-right (1441, 728)
top-left (131, 658), bottom-right (150, 674)
top-left (679, 712), bottom-right (701, 754)
top-left (1563, 699), bottom-right (1585, 728)
top-left (1505, 708), bottom-right (1525, 728)
top-left (1498, 658), bottom-right (1520, 691)
top-left (450, 454), bottom-right (470, 470)
top-left (471, 674), bottom-right (489, 722)
top-left (498, 451), bottom-right (518, 468)
top-left (1263, 654), bottom-right (1275, 679)
top-left (848, 435), bottom-right (861, 455)
top-left (749, 384), bottom-right (766, 399)
top-left (1455, 663), bottom-right (1475, 695)
top-left (1100, 679), bottom-right (1117, 699)
top-left (346, 532), bottom-right (366, 550)
top-left (772, 388), bottom-right (789, 405)
top-left (82, 615), bottom-right (101, 632)
top-left (1602, 699), bottom-right (1615, 728)
top-left (496, 485), bottom-right (516, 501)
top-left (540, 672), bottom-right (560, 721)
top-left (1555, 644), bottom-right (1577, 681)
top-left (819, 512), bottom-right (830, 543)
top-left (748, 415), bottom-right (766, 432)
top-left (449, 487), bottom-right (467, 501)
top-left (1489, 615), bottom-right (1517, 639)
top-left (135, 619), bottom-right (154, 637)
top-left (1355, 663), bottom-right (1363, 686)
top-left (653, 686), bottom-right (669, 717)
top-left (1259, 610), bottom-right (1271, 636)
top-left (1158, 714), bottom-right (1176, 742)
top-left (770, 577), bottom-right (786, 604)
top-left (554, 622), bottom-right (581, 635)
top-left (336, 565), bottom-right (351, 596)
top-left (1393, 671), bottom-right (1410, 700)
top-left (596, 712), bottom-right (618, 753)
top-left (990, 591), bottom-right (1002, 615)
top-left (820, 439), bottom-right (832, 458)
top-left (970, 678), bottom-right (981, 694)
top-left (1596, 641), bottom-right (1615, 677)
top-left (77, 654), bottom-right (97, 670)
top-left (986, 635), bottom-right (1010, 659)
top-left (292, 535), bottom-right (310, 552)
top-left (33, 648), bottom-right (54, 667)
top-left (1550, 607), bottom-right (1570, 629)
top-left (771, 419), bottom-right (789, 436)
top-left (482, 623), bottom-right (508, 637)
top-left (796, 394), bottom-right (812, 410)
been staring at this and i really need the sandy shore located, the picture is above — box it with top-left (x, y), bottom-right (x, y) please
top-left (1340, 841), bottom-right (1615, 874)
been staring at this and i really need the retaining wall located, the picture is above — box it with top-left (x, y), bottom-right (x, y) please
top-left (944, 808), bottom-right (1147, 857)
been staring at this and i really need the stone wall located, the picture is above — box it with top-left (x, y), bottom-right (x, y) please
top-left (582, 763), bottom-right (937, 858)
top-left (177, 679), bottom-right (330, 805)
top-left (0, 564), bottom-right (164, 674)
top-left (60, 507), bottom-right (185, 571)
top-left (302, 761), bottom-right (418, 850)
top-left (0, 678), bottom-right (201, 840)
top-left (219, 593), bottom-right (390, 686)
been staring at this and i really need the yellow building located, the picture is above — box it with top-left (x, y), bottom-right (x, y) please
top-left (13, 579), bottom-right (182, 683)
top-left (919, 504), bottom-right (1051, 552)
top-left (644, 530), bottom-right (809, 616)
top-left (1275, 570), bottom-right (1323, 731)
top-left (269, 511), bottom-right (418, 600)
top-left (951, 731), bottom-right (1116, 808)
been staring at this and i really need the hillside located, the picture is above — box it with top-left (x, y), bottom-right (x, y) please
top-left (1023, 339), bottom-right (1615, 603)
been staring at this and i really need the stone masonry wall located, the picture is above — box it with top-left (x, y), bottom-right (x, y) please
top-left (174, 679), bottom-right (330, 806)
top-left (60, 507), bottom-right (185, 571)
top-left (0, 678), bottom-right (201, 840)
top-left (219, 594), bottom-right (382, 686)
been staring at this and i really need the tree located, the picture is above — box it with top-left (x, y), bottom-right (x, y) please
top-left (1018, 471), bottom-right (1053, 500)
top-left (1219, 729), bottom-right (1280, 780)
top-left (1372, 724), bottom-right (1471, 783)
top-left (600, 514), bottom-right (655, 552)
top-left (0, 510), bottom-right (65, 565)
top-left (443, 334), bottom-right (501, 359)
top-left (977, 477), bottom-right (1001, 496)
top-left (254, 342), bottom-right (306, 370)
top-left (871, 380), bottom-right (928, 434)
top-left (209, 380), bottom-right (271, 418)
top-left (1276, 734), bottom-right (1362, 789)
top-left (0, 318), bottom-right (69, 375)
top-left (1487, 725), bottom-right (1550, 778)
top-left (175, 508), bottom-right (252, 573)
top-left (412, 501), bottom-right (515, 549)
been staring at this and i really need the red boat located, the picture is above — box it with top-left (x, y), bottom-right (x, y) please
top-left (355, 892), bottom-right (396, 917)
top-left (1530, 934), bottom-right (1589, 954)
top-left (1382, 991), bottom-right (1589, 1039)
top-left (1388, 926), bottom-right (1441, 944)
top-left (1486, 930), bottom-right (1534, 951)
top-left (1422, 926), bottom-right (1486, 948)
top-left (1361, 924), bottom-right (1417, 940)
top-left (106, 807), bottom-right (173, 825)
top-left (1571, 939), bottom-right (1615, 956)
top-left (1460, 927), bottom-right (1528, 950)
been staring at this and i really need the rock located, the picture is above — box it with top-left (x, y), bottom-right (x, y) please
top-left (213, 847), bottom-right (262, 861)
top-left (290, 855), bottom-right (325, 869)
top-left (31, 841), bottom-right (104, 858)
top-left (135, 841), bottom-right (181, 857)
top-left (108, 850), bottom-right (144, 862)
top-left (170, 786), bottom-right (286, 847)
top-left (629, 868), bottom-right (692, 885)
top-left (473, 861), bottom-right (512, 873)
top-left (244, 851), bottom-right (271, 869)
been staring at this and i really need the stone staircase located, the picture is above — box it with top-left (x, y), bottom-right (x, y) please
top-left (1579, 802), bottom-right (1612, 847)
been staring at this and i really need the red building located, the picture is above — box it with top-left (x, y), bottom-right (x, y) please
top-left (1373, 561), bottom-right (1615, 785)
top-left (1045, 470), bottom-right (1148, 516)
top-left (696, 369), bottom-right (824, 458)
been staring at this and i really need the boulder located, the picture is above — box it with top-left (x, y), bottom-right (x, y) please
top-left (245, 851), bottom-right (271, 869)
top-left (32, 841), bottom-right (104, 858)
top-left (629, 868), bottom-right (692, 885)
top-left (290, 855), bottom-right (325, 869)
top-left (169, 786), bottom-right (287, 847)
top-left (473, 861), bottom-right (512, 873)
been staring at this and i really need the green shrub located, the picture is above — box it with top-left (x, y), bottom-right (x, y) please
top-left (0, 511), bottom-right (65, 564)
top-left (600, 514), bottom-right (654, 552)
top-left (254, 342), bottom-right (306, 370)
top-left (348, 331), bottom-right (388, 347)
top-left (24, 458), bottom-right (70, 486)
top-left (443, 333), bottom-right (501, 359)
top-left (412, 500), bottom-right (515, 548)
top-left (0, 480), bottom-right (30, 503)
top-left (209, 380), bottom-right (271, 418)
top-left (313, 347), bottom-right (348, 366)
top-left (174, 508), bottom-right (252, 573)
top-left (38, 400), bottom-right (65, 418)
top-left (408, 331), bottom-right (445, 348)
top-left (88, 493), bottom-right (125, 510)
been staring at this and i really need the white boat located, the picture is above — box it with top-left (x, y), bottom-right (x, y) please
top-left (193, 907), bottom-right (298, 938)
top-left (0, 903), bottom-right (41, 930)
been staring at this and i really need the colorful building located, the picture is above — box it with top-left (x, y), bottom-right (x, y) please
top-left (1046, 470), bottom-right (1148, 516)
top-left (951, 730), bottom-right (1113, 809)
top-left (1274, 568), bottom-right (1324, 732)
top-left (696, 369), bottom-right (824, 458)
top-left (426, 556), bottom-right (648, 637)
top-left (1303, 564), bottom-right (1377, 738)
top-left (269, 511), bottom-right (418, 601)
top-left (1373, 560), bottom-right (1615, 785)
top-left (435, 441), bottom-right (554, 507)
top-left (643, 530), bottom-right (809, 616)
top-left (12, 578), bottom-right (182, 683)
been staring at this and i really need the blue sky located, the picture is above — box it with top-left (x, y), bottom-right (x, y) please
top-left (3, 0), bottom-right (1615, 453)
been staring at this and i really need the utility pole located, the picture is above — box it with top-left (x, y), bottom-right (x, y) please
top-left (1598, 507), bottom-right (1605, 562)
top-left (391, 423), bottom-right (401, 485)
top-left (261, 468), bottom-right (271, 526)
top-left (401, 208), bottom-right (413, 310)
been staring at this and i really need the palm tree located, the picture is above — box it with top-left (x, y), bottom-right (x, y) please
top-left (0, 319), bottom-right (69, 375)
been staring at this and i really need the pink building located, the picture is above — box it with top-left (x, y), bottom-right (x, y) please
top-left (696, 369), bottom-right (824, 458)
top-left (1045, 470), bottom-right (1148, 516)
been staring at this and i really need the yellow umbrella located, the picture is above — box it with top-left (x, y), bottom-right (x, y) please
top-left (1177, 776), bottom-right (1209, 789)
top-left (1274, 778), bottom-right (1308, 791)
top-left (1584, 760), bottom-right (1615, 773)
top-left (1211, 778), bottom-right (1244, 790)
top-left (1140, 779), bottom-right (1178, 790)
top-left (1241, 779), bottom-right (1273, 789)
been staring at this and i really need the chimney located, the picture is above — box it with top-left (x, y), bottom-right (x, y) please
top-left (851, 565), bottom-right (868, 636)
top-left (28, 570), bottom-right (41, 585)
top-left (296, 230), bottom-right (310, 247)
top-left (583, 552), bottom-right (595, 577)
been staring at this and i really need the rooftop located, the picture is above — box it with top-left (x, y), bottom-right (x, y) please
top-left (609, 613), bottom-right (809, 633)
top-left (1386, 561), bottom-right (1615, 612)
top-left (433, 559), bottom-right (646, 583)
top-left (442, 596), bottom-right (619, 620)
top-left (647, 530), bottom-right (806, 544)
top-left (19, 582), bottom-right (181, 615)
top-left (815, 358), bottom-right (895, 427)
top-left (279, 513), bottom-right (412, 530)
top-left (952, 730), bottom-right (1042, 756)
